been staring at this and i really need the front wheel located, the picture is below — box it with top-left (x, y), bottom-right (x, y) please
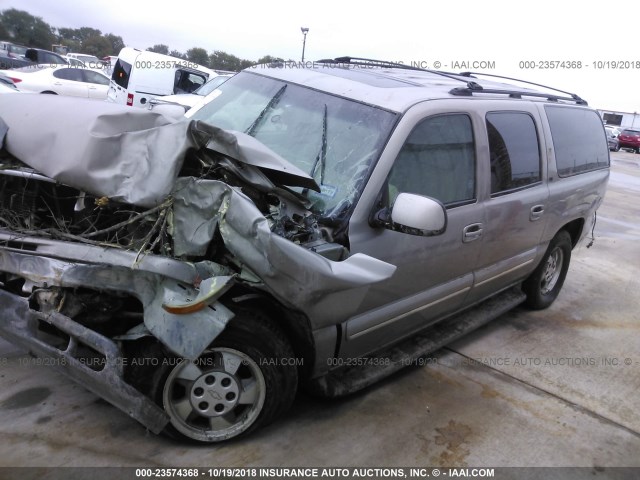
top-left (136, 309), bottom-right (298, 443)
top-left (522, 230), bottom-right (572, 310)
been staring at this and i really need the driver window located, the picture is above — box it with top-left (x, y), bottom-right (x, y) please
top-left (388, 114), bottom-right (476, 207)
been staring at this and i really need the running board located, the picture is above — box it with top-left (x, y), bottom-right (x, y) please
top-left (308, 286), bottom-right (526, 398)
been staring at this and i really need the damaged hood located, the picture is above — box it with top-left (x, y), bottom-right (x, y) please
top-left (0, 94), bottom-right (318, 207)
top-left (0, 94), bottom-right (396, 335)
top-left (195, 122), bottom-right (320, 192)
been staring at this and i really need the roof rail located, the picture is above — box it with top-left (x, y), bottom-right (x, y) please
top-left (314, 57), bottom-right (588, 105)
top-left (316, 56), bottom-right (483, 91)
top-left (456, 71), bottom-right (587, 105)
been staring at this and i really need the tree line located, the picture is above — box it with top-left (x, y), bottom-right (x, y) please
top-left (0, 8), bottom-right (285, 71)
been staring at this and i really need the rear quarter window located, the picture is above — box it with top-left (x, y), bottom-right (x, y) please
top-left (545, 106), bottom-right (609, 177)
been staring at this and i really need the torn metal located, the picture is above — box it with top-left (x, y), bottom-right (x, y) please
top-left (0, 94), bottom-right (395, 358)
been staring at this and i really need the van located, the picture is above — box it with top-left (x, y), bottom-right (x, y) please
top-left (0, 57), bottom-right (609, 443)
top-left (107, 47), bottom-right (215, 107)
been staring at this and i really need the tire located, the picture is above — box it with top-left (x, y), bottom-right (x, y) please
top-left (130, 309), bottom-right (297, 443)
top-left (522, 230), bottom-right (572, 310)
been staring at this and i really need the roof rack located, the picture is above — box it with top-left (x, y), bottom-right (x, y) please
top-left (316, 56), bottom-right (483, 91)
top-left (455, 71), bottom-right (587, 105)
top-left (314, 56), bottom-right (588, 105)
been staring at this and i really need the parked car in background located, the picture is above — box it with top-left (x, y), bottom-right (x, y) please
top-left (66, 53), bottom-right (105, 68)
top-left (0, 42), bottom-right (28, 69)
top-left (618, 128), bottom-right (640, 153)
top-left (0, 41), bottom-right (28, 59)
top-left (1, 47), bottom-right (68, 70)
top-left (5, 65), bottom-right (110, 99)
top-left (107, 47), bottom-right (214, 107)
top-left (149, 74), bottom-right (233, 110)
top-left (103, 55), bottom-right (118, 66)
top-left (605, 125), bottom-right (621, 137)
top-left (605, 126), bottom-right (620, 152)
top-left (64, 56), bottom-right (86, 67)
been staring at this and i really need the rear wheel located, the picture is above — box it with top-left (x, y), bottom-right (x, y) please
top-left (522, 230), bottom-right (572, 310)
top-left (130, 309), bottom-right (297, 443)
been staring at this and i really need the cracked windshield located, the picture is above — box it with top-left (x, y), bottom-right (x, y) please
top-left (189, 71), bottom-right (397, 218)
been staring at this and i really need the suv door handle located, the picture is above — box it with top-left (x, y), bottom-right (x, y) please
top-left (530, 205), bottom-right (545, 221)
top-left (462, 223), bottom-right (483, 243)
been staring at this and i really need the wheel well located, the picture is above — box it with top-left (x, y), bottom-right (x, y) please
top-left (560, 218), bottom-right (584, 248)
top-left (223, 287), bottom-right (316, 380)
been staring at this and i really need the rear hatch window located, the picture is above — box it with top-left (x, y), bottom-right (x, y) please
top-left (112, 59), bottom-right (132, 88)
top-left (621, 129), bottom-right (640, 136)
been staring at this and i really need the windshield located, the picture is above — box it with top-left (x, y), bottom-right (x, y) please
top-left (189, 72), bottom-right (397, 219)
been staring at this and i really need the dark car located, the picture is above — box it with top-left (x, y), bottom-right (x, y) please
top-left (618, 128), bottom-right (640, 153)
top-left (0, 47), bottom-right (67, 70)
top-left (605, 126), bottom-right (620, 152)
top-left (0, 41), bottom-right (28, 59)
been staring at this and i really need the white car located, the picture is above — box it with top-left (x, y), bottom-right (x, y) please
top-left (5, 65), bottom-right (110, 99)
top-left (66, 53), bottom-right (103, 65)
top-left (605, 125), bottom-right (622, 137)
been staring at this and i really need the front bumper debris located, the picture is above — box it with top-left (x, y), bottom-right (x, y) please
top-left (0, 288), bottom-right (169, 434)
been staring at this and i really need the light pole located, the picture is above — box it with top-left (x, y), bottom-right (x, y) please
top-left (301, 27), bottom-right (309, 63)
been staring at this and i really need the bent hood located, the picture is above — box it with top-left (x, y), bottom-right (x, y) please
top-left (0, 94), bottom-right (318, 207)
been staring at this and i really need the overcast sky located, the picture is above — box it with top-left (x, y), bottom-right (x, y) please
top-left (5, 0), bottom-right (640, 113)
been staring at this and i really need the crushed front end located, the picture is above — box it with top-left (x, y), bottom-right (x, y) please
top-left (0, 93), bottom-right (395, 436)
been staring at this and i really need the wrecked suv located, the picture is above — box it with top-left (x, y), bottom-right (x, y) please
top-left (0, 58), bottom-right (609, 443)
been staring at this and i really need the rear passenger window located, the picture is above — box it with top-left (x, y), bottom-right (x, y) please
top-left (43, 52), bottom-right (66, 65)
top-left (545, 106), bottom-right (610, 176)
top-left (53, 68), bottom-right (84, 82)
top-left (388, 114), bottom-right (475, 207)
top-left (486, 112), bottom-right (540, 195)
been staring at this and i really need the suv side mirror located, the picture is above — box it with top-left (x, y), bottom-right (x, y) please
top-left (372, 193), bottom-right (447, 236)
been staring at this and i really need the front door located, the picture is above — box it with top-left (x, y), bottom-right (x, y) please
top-left (343, 108), bottom-right (485, 359)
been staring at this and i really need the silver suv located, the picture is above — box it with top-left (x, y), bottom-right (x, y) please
top-left (0, 58), bottom-right (610, 443)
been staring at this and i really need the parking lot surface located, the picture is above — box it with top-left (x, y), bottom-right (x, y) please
top-left (0, 151), bottom-right (638, 470)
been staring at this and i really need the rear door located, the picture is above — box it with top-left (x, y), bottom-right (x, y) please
top-left (82, 70), bottom-right (110, 99)
top-left (465, 104), bottom-right (550, 303)
top-left (51, 68), bottom-right (89, 97)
